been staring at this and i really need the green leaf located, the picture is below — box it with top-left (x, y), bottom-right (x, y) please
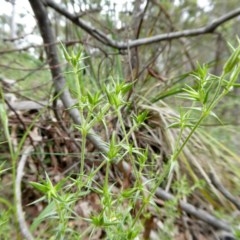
top-left (30, 182), bottom-right (49, 193)
top-left (59, 41), bottom-right (71, 62)
top-left (30, 201), bottom-right (56, 232)
top-left (223, 43), bottom-right (240, 74)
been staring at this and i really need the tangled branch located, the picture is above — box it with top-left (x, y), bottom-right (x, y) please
top-left (45, 0), bottom-right (240, 50)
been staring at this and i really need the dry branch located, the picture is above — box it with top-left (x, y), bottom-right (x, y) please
top-left (210, 173), bottom-right (240, 211)
top-left (15, 146), bottom-right (34, 240)
top-left (45, 0), bottom-right (240, 50)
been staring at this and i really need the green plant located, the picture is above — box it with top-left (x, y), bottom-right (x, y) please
top-left (28, 44), bottom-right (151, 239)
top-left (168, 40), bottom-right (240, 176)
top-left (22, 40), bottom-right (240, 239)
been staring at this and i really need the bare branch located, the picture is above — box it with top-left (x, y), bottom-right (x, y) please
top-left (154, 185), bottom-right (231, 231)
top-left (15, 146), bottom-right (34, 240)
top-left (210, 172), bottom-right (240, 211)
top-left (45, 0), bottom-right (240, 50)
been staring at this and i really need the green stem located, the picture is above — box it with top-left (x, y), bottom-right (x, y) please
top-left (80, 131), bottom-right (87, 178)
top-left (172, 114), bottom-right (205, 161)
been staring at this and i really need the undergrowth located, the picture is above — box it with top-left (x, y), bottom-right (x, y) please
top-left (0, 40), bottom-right (240, 239)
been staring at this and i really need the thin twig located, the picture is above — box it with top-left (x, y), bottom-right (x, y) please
top-left (5, 99), bottom-right (36, 149)
top-left (15, 146), bottom-right (34, 240)
top-left (210, 172), bottom-right (240, 211)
